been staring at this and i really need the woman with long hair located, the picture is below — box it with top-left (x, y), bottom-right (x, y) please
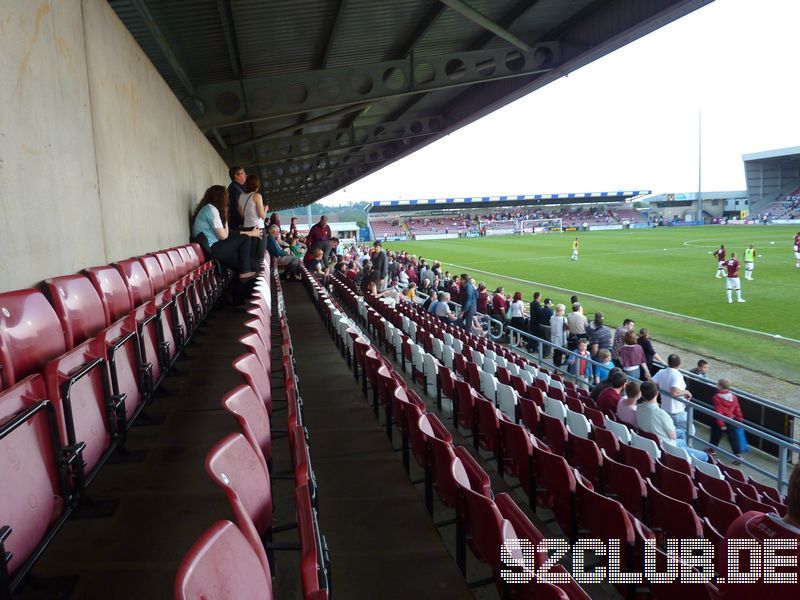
top-left (509, 291), bottom-right (527, 332)
top-left (191, 185), bottom-right (261, 280)
top-left (550, 303), bottom-right (568, 367)
top-left (238, 174), bottom-right (267, 263)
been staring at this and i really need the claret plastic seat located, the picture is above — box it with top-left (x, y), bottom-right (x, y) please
top-left (0, 289), bottom-right (67, 390)
top-left (83, 265), bottom-right (134, 324)
top-left (174, 520), bottom-right (272, 600)
top-left (44, 275), bottom-right (108, 350)
top-left (222, 384), bottom-right (273, 472)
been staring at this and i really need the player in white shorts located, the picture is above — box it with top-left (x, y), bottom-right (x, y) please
top-left (724, 253), bottom-right (745, 303)
top-left (743, 244), bottom-right (756, 280)
top-left (570, 237), bottom-right (579, 261)
top-left (713, 244), bottom-right (726, 278)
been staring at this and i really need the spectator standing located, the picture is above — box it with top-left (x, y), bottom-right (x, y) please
top-left (612, 318), bottom-right (635, 363)
top-left (709, 378), bottom-right (744, 463)
top-left (718, 464), bottom-right (800, 600)
top-left (567, 339), bottom-right (594, 388)
top-left (457, 273), bottom-right (477, 331)
top-left (226, 166), bottom-right (246, 230)
top-left (637, 328), bottom-right (663, 375)
top-left (371, 241), bottom-right (388, 291)
top-left (566, 302), bottom-right (588, 351)
top-left (619, 331), bottom-right (651, 381)
top-left (476, 283), bottom-right (489, 314)
top-left (491, 287), bottom-right (507, 321)
top-left (238, 174), bottom-right (268, 264)
top-left (636, 382), bottom-right (707, 461)
top-left (587, 312), bottom-right (611, 357)
top-left (549, 303), bottom-right (568, 367)
top-left (652, 354), bottom-right (692, 432)
top-left (508, 292), bottom-right (527, 332)
top-left (539, 299), bottom-right (554, 357)
top-left (306, 215), bottom-right (332, 248)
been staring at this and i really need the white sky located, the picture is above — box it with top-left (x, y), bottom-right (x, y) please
top-left (317, 0), bottom-right (800, 206)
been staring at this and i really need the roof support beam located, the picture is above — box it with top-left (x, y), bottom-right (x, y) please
top-left (394, 3), bottom-right (447, 58)
top-left (437, 0), bottom-right (533, 52)
top-left (320, 0), bottom-right (349, 69)
top-left (236, 115), bottom-right (446, 166)
top-left (196, 44), bottom-right (559, 131)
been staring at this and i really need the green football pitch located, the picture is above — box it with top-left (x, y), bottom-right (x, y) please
top-left (384, 225), bottom-right (800, 383)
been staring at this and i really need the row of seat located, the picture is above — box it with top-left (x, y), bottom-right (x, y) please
top-left (175, 261), bottom-right (330, 600)
top-left (321, 275), bottom-right (591, 599)
top-left (329, 275), bottom-right (734, 600)
top-left (0, 242), bottom-right (223, 596)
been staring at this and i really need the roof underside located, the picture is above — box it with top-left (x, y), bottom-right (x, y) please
top-left (110, 0), bottom-right (713, 210)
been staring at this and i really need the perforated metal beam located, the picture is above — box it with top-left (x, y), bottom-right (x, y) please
top-left (196, 43), bottom-right (560, 131)
top-left (235, 115), bottom-right (446, 167)
top-left (438, 0), bottom-right (533, 51)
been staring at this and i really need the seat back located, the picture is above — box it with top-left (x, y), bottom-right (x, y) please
top-left (534, 446), bottom-right (577, 538)
top-left (174, 520), bottom-right (272, 600)
top-left (0, 375), bottom-right (67, 578)
top-left (696, 482), bottom-right (741, 533)
top-left (295, 484), bottom-right (329, 599)
top-left (568, 432), bottom-right (602, 487)
top-left (693, 458), bottom-right (723, 480)
top-left (154, 251), bottom-right (177, 286)
top-left (167, 249), bottom-right (187, 278)
top-left (591, 425), bottom-right (619, 459)
top-left (44, 275), bottom-right (108, 349)
top-left (566, 409), bottom-right (591, 439)
top-left (84, 265), bottom-right (135, 325)
top-left (655, 461), bottom-right (696, 504)
top-left (205, 433), bottom-right (273, 537)
top-left (495, 382), bottom-right (518, 422)
top-left (494, 493), bottom-right (547, 569)
top-left (619, 442), bottom-right (655, 479)
top-left (233, 350), bottom-right (273, 415)
top-left (695, 467), bottom-right (734, 502)
top-left (539, 412), bottom-right (568, 456)
top-left (499, 419), bottom-right (533, 488)
top-left (544, 396), bottom-right (567, 421)
top-left (630, 430), bottom-right (661, 460)
top-left (138, 255), bottom-right (167, 293)
top-left (92, 320), bottom-right (145, 422)
top-left (424, 428), bottom-right (459, 508)
top-left (575, 472), bottom-right (634, 549)
top-left (604, 416), bottom-right (631, 444)
top-left (115, 258), bottom-right (154, 307)
top-left (0, 290), bottom-right (67, 389)
top-left (602, 450), bottom-right (647, 518)
top-left (222, 384), bottom-right (272, 471)
top-left (645, 479), bottom-right (703, 539)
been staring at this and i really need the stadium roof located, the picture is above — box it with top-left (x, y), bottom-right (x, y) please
top-left (741, 147), bottom-right (800, 210)
top-left (109, 0), bottom-right (712, 210)
top-left (367, 190), bottom-right (650, 213)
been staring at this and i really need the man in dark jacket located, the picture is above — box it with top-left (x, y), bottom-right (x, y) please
top-left (538, 298), bottom-right (554, 357)
top-left (226, 166), bottom-right (246, 230)
top-left (371, 241), bottom-right (388, 290)
top-left (527, 291), bottom-right (542, 351)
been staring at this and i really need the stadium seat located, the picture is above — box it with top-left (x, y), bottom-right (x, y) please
top-left (495, 382), bottom-right (518, 421)
top-left (0, 289), bottom-right (67, 390)
top-left (519, 396), bottom-right (541, 435)
top-left (582, 405), bottom-right (606, 429)
top-left (693, 458), bottom-right (723, 480)
top-left (533, 445), bottom-right (577, 540)
top-left (418, 414), bottom-right (458, 515)
top-left (0, 375), bottom-right (72, 593)
top-left (543, 396), bottom-right (567, 420)
top-left (474, 394), bottom-right (501, 456)
top-left (654, 461), bottom-right (696, 504)
top-left (84, 265), bottom-right (135, 324)
top-left (138, 254), bottom-right (167, 294)
top-left (498, 418), bottom-right (533, 490)
top-left (565, 409), bottom-right (591, 439)
top-left (630, 430), bottom-right (661, 460)
top-left (205, 433), bottom-right (275, 552)
top-left (645, 479), bottom-right (703, 542)
top-left (453, 379), bottom-right (477, 433)
top-left (568, 432), bottom-right (602, 488)
top-left (591, 426), bottom-right (619, 459)
top-left (734, 489), bottom-right (774, 513)
top-left (295, 484), bottom-right (330, 599)
top-left (450, 447), bottom-right (496, 574)
top-left (602, 449), bottom-right (647, 518)
top-left (174, 520), bottom-right (272, 600)
top-left (645, 543), bottom-right (719, 600)
top-left (222, 384), bottom-right (272, 472)
top-left (696, 482), bottom-right (741, 534)
top-left (234, 347), bottom-right (274, 415)
top-left (619, 442), bottom-right (655, 479)
top-left (603, 416), bottom-right (631, 444)
top-left (540, 412), bottom-right (568, 456)
top-left (44, 339), bottom-right (118, 485)
top-left (494, 493), bottom-right (547, 569)
top-left (115, 258), bottom-right (154, 307)
top-left (695, 467), bottom-right (735, 502)
top-left (44, 275), bottom-right (108, 350)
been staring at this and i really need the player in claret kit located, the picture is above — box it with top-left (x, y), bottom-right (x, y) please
top-left (713, 243), bottom-right (726, 278)
top-left (724, 252), bottom-right (745, 303)
top-left (794, 231), bottom-right (800, 268)
top-left (743, 244), bottom-right (757, 280)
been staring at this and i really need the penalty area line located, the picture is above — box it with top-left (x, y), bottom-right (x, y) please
top-left (443, 261), bottom-right (800, 345)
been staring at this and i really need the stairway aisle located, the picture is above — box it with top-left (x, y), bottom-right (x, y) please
top-left (282, 282), bottom-right (473, 600)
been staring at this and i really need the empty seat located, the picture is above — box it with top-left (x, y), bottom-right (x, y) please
top-left (174, 520), bottom-right (272, 600)
top-left (44, 275), bottom-right (108, 349)
top-left (695, 467), bottom-right (735, 502)
top-left (645, 479), bottom-right (703, 541)
top-left (540, 412), bottom-right (568, 456)
top-left (619, 442), bottom-right (655, 479)
top-left (84, 265), bottom-right (134, 324)
top-left (153, 251), bottom-right (177, 286)
top-left (630, 430), bottom-right (661, 460)
top-left (655, 461), bottom-right (697, 504)
top-left (591, 426), bottom-right (619, 458)
top-left (569, 432), bottom-right (602, 488)
top-left (544, 396), bottom-right (567, 420)
top-left (565, 409), bottom-right (591, 439)
top-left (222, 384), bottom-right (272, 471)
top-left (696, 482), bottom-right (741, 533)
top-left (533, 445), bottom-right (577, 540)
top-left (498, 418), bottom-right (534, 492)
top-left (205, 433), bottom-right (275, 550)
top-left (138, 255), bottom-right (167, 294)
top-left (0, 375), bottom-right (71, 592)
top-left (233, 348), bottom-right (274, 415)
top-left (295, 484), bottom-right (330, 599)
top-left (115, 258), bottom-right (154, 307)
top-left (693, 458), bottom-right (723, 480)
top-left (603, 447), bottom-right (648, 519)
top-left (0, 289), bottom-right (67, 390)
top-left (603, 416), bottom-right (631, 444)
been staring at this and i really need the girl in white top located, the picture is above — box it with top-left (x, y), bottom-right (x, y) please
top-left (238, 174), bottom-right (267, 230)
top-left (238, 174), bottom-right (268, 263)
top-left (550, 303), bottom-right (568, 367)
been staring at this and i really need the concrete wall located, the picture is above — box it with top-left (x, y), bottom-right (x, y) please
top-left (0, 0), bottom-right (229, 292)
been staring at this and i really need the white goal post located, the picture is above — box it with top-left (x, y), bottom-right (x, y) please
top-left (520, 218), bottom-right (563, 233)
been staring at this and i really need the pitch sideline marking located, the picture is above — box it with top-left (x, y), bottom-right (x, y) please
top-left (443, 261), bottom-right (800, 345)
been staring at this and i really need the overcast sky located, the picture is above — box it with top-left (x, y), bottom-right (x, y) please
top-left (318, 0), bottom-right (800, 206)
